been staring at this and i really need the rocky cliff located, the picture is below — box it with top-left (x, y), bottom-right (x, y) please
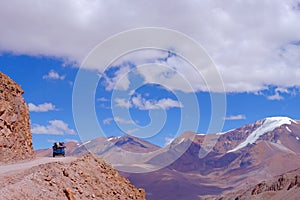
top-left (0, 72), bottom-right (34, 163)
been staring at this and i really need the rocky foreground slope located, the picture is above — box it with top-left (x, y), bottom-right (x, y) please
top-left (222, 168), bottom-right (300, 200)
top-left (0, 154), bottom-right (145, 200)
top-left (0, 72), bottom-right (34, 163)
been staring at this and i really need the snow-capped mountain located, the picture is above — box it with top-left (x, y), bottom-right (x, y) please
top-left (122, 116), bottom-right (300, 200)
top-left (228, 117), bottom-right (297, 152)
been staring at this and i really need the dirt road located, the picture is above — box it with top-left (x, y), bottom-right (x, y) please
top-left (0, 156), bottom-right (77, 176)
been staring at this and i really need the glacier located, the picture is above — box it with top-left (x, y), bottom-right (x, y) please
top-left (228, 117), bottom-right (295, 153)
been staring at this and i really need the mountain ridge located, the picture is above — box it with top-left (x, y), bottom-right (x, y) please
top-left (35, 116), bottom-right (300, 199)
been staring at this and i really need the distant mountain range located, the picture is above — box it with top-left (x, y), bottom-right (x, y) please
top-left (36, 116), bottom-right (300, 199)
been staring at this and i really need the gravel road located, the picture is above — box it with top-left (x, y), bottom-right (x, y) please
top-left (0, 156), bottom-right (77, 176)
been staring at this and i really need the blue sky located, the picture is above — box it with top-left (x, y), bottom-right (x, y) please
top-left (1, 52), bottom-right (300, 150)
top-left (0, 1), bottom-right (300, 150)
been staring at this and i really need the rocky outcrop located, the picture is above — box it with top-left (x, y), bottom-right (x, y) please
top-left (220, 168), bottom-right (300, 200)
top-left (0, 154), bottom-right (146, 200)
top-left (0, 72), bottom-right (34, 163)
top-left (251, 173), bottom-right (300, 195)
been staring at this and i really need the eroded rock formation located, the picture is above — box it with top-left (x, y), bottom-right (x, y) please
top-left (0, 72), bottom-right (34, 163)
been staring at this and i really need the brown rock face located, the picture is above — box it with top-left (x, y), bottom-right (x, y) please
top-left (224, 168), bottom-right (300, 200)
top-left (0, 72), bottom-right (34, 163)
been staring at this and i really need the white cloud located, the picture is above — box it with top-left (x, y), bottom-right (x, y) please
top-left (31, 120), bottom-right (76, 135)
top-left (224, 114), bottom-right (246, 120)
top-left (267, 93), bottom-right (284, 101)
top-left (101, 50), bottom-right (207, 93)
top-left (115, 94), bottom-right (183, 110)
top-left (115, 98), bottom-right (132, 108)
top-left (28, 102), bottom-right (57, 112)
top-left (135, 58), bottom-right (204, 93)
top-left (267, 87), bottom-right (290, 100)
top-left (97, 97), bottom-right (111, 109)
top-left (102, 65), bottom-right (131, 91)
top-left (1, 1), bottom-right (300, 93)
top-left (103, 116), bottom-right (136, 125)
top-left (132, 95), bottom-right (183, 110)
top-left (129, 90), bottom-right (136, 96)
top-left (43, 70), bottom-right (65, 80)
top-left (99, 104), bottom-right (111, 109)
top-left (127, 128), bottom-right (139, 134)
top-left (97, 97), bottom-right (109, 102)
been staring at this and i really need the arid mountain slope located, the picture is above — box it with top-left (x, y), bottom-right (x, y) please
top-left (0, 154), bottom-right (146, 200)
top-left (222, 168), bottom-right (300, 200)
top-left (122, 117), bottom-right (300, 199)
